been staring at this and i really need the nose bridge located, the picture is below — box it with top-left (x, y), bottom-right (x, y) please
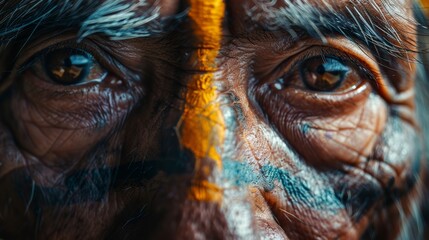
top-left (180, 0), bottom-right (226, 202)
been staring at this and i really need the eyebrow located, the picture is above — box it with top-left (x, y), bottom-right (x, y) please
top-left (246, 0), bottom-right (417, 60)
top-left (0, 0), bottom-right (180, 44)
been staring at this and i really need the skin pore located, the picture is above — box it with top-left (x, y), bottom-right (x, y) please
top-left (0, 0), bottom-right (428, 239)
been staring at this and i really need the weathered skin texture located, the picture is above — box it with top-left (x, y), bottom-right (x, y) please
top-left (0, 0), bottom-right (428, 239)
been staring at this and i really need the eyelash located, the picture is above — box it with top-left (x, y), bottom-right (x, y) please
top-left (18, 40), bottom-right (108, 74)
top-left (279, 48), bottom-right (377, 85)
top-left (24, 42), bottom-right (143, 91)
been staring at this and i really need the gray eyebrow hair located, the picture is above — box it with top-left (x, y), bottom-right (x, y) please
top-left (0, 0), bottom-right (176, 44)
top-left (79, 0), bottom-right (162, 40)
top-left (245, 0), bottom-right (418, 60)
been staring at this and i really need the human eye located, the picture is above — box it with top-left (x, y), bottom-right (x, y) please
top-left (1, 38), bottom-right (143, 166)
top-left (252, 39), bottom-right (387, 167)
top-left (31, 47), bottom-right (107, 86)
top-left (271, 54), bottom-right (369, 94)
top-left (296, 56), bottom-right (362, 92)
top-left (17, 39), bottom-right (137, 91)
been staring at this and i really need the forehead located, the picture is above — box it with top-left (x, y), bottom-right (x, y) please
top-left (228, 0), bottom-right (413, 31)
top-left (145, 0), bottom-right (415, 37)
top-left (114, 0), bottom-right (413, 18)
top-left (3, 0), bottom-right (414, 31)
top-left (0, 0), bottom-right (416, 53)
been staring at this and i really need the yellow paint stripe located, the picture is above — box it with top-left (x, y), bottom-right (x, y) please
top-left (421, 0), bottom-right (429, 7)
top-left (188, 180), bottom-right (223, 202)
top-left (420, 0), bottom-right (429, 15)
top-left (180, 0), bottom-right (225, 202)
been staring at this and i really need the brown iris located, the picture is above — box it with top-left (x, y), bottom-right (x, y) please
top-left (300, 57), bottom-right (350, 92)
top-left (44, 48), bottom-right (93, 85)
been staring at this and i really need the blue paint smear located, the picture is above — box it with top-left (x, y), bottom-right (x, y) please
top-left (13, 157), bottom-right (341, 214)
top-left (223, 160), bottom-right (342, 212)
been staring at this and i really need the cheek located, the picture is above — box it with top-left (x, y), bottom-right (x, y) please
top-left (255, 77), bottom-right (388, 169)
top-left (3, 75), bottom-right (137, 167)
top-left (292, 93), bottom-right (387, 167)
top-left (372, 115), bottom-right (422, 191)
top-left (0, 123), bottom-right (28, 178)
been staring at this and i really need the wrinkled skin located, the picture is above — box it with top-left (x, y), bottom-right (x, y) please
top-left (0, 0), bottom-right (428, 239)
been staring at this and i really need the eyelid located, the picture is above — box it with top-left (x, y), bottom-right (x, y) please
top-left (18, 40), bottom-right (113, 76)
top-left (14, 36), bottom-right (134, 83)
top-left (291, 47), bottom-right (376, 83)
top-left (263, 36), bottom-right (385, 91)
top-left (325, 37), bottom-right (391, 98)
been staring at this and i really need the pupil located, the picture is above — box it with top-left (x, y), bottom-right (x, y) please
top-left (45, 49), bottom-right (92, 85)
top-left (316, 65), bottom-right (325, 74)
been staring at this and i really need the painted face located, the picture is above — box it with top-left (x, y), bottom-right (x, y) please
top-left (0, 0), bottom-right (428, 239)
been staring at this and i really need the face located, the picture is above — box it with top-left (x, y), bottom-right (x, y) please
top-left (0, 0), bottom-right (427, 239)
